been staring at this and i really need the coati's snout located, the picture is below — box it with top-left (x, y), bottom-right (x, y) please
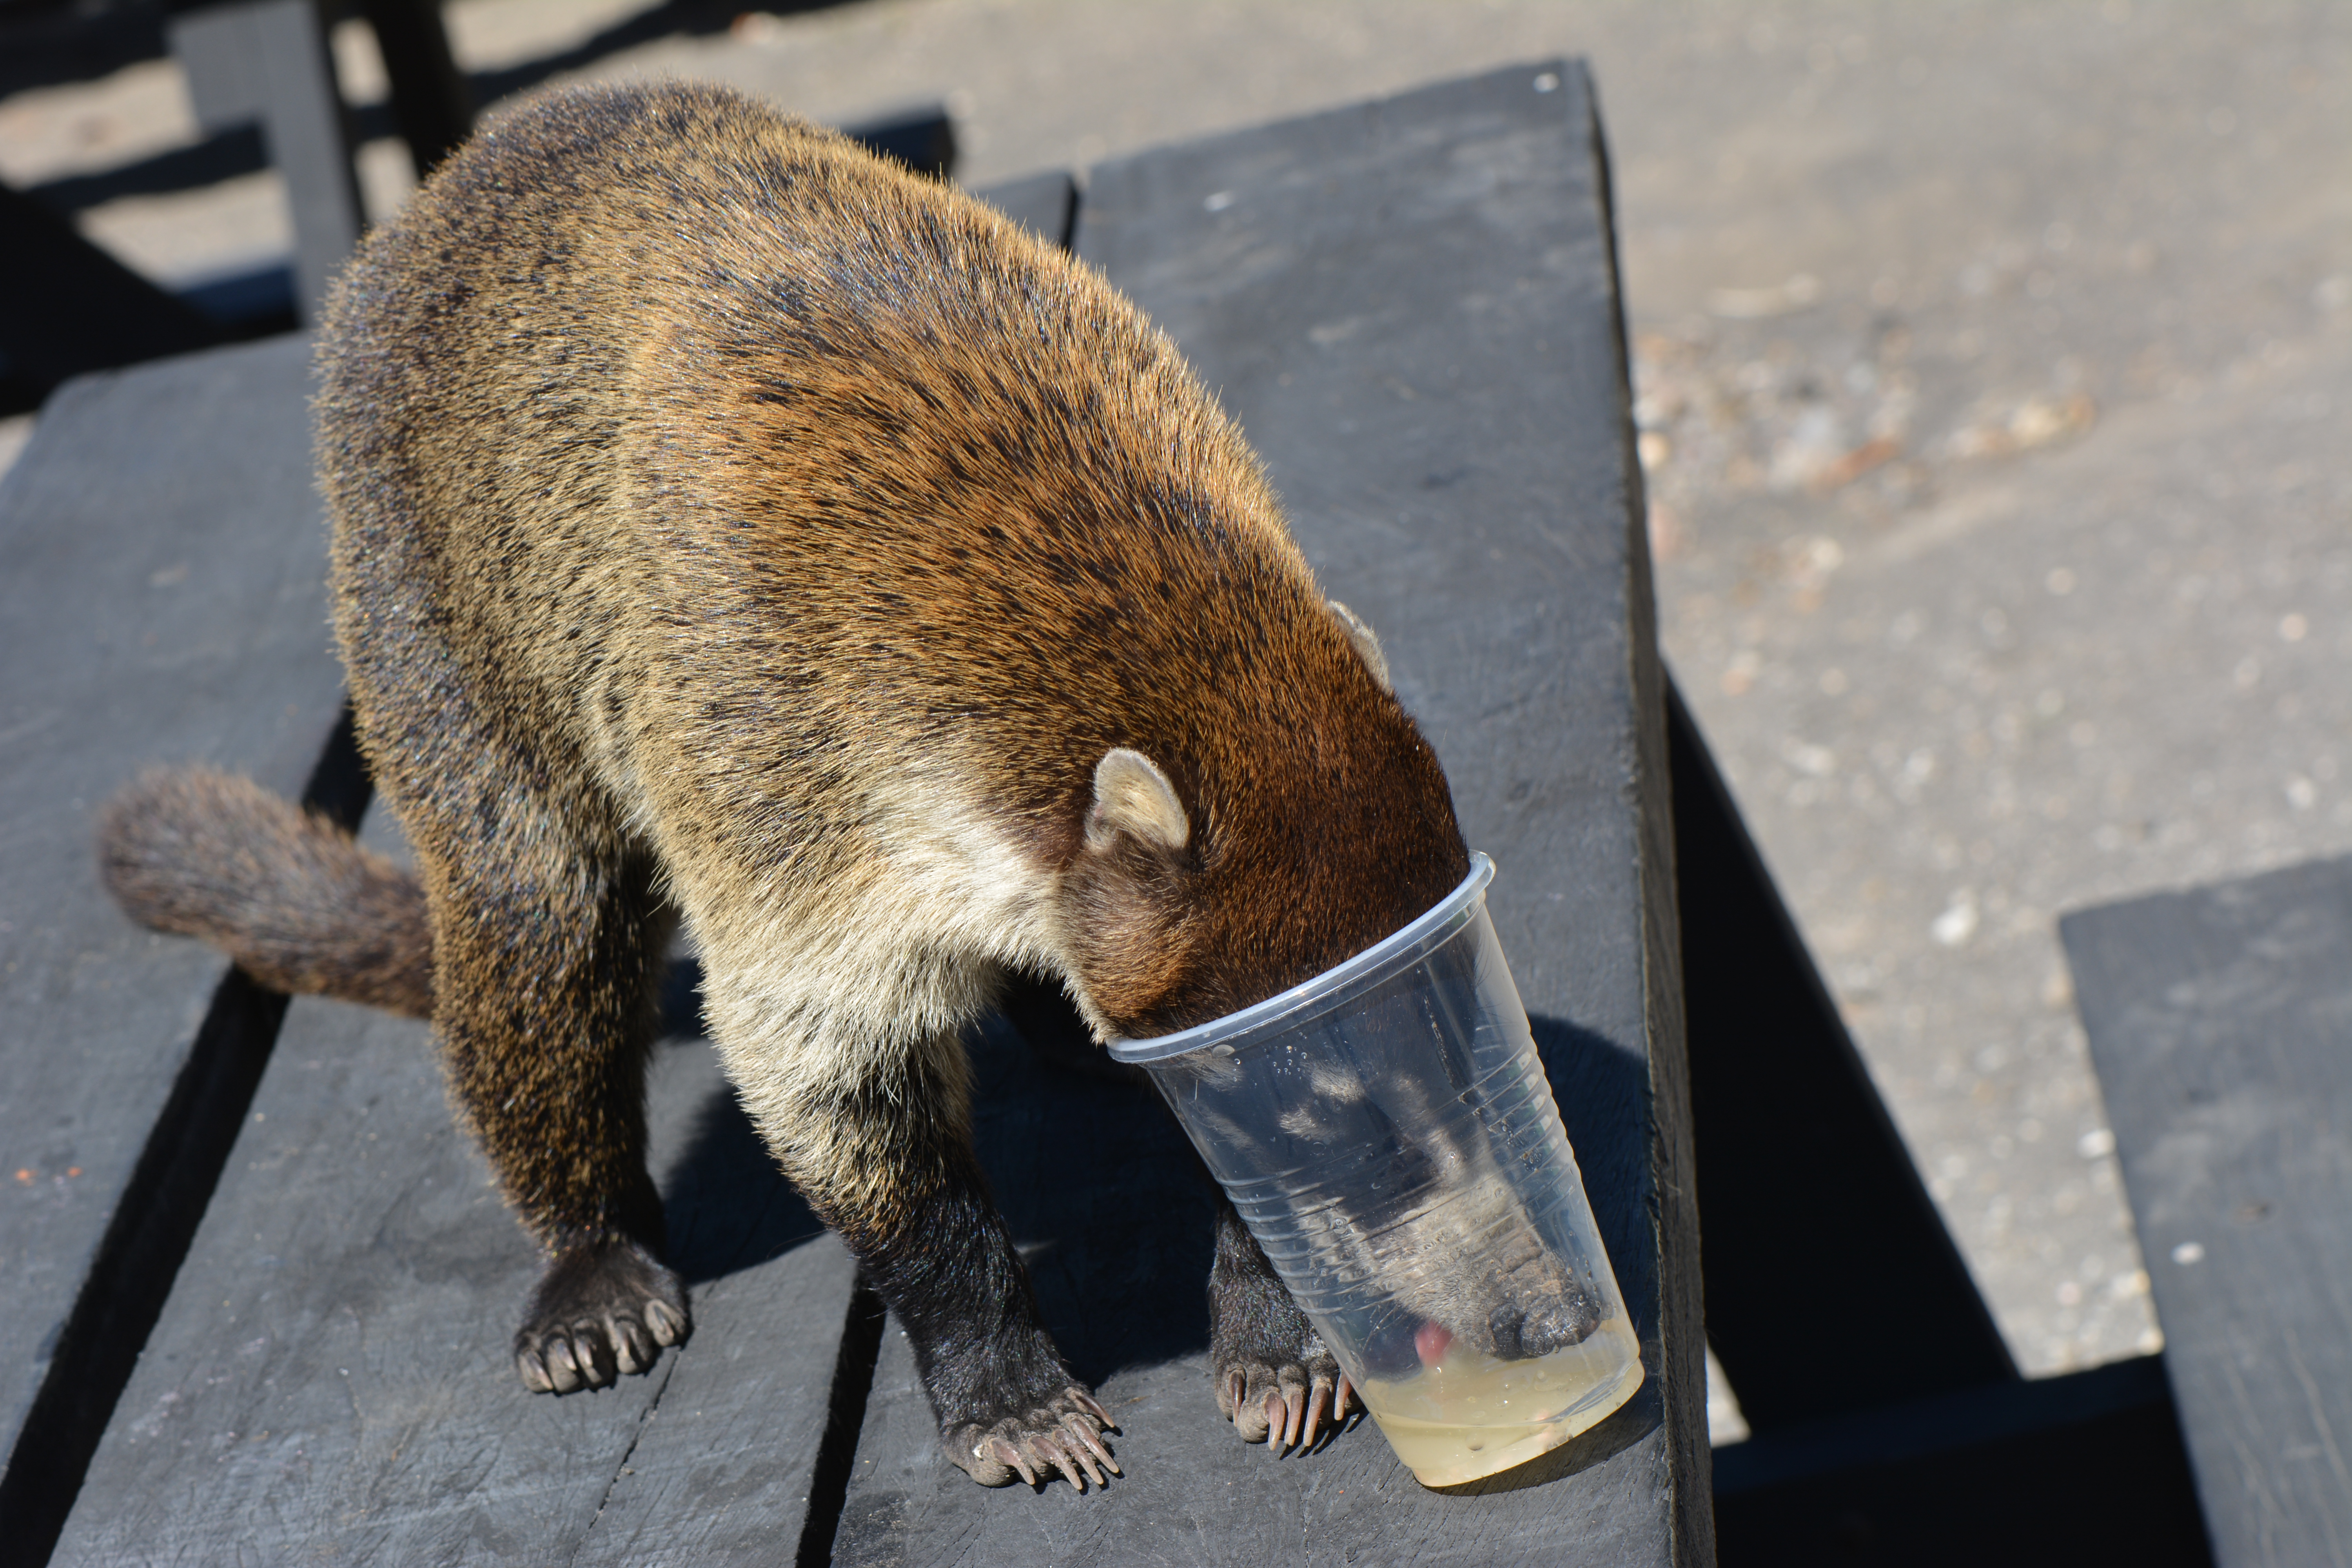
top-left (1375, 1208), bottom-right (1603, 1374)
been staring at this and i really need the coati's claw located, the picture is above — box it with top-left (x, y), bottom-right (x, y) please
top-left (1065, 1414), bottom-right (1121, 1475)
top-left (946, 1388), bottom-right (1120, 1491)
top-left (513, 1236), bottom-right (690, 1395)
top-left (1327, 1382), bottom-right (1364, 1448)
top-left (987, 1437), bottom-right (1036, 1487)
top-left (644, 1297), bottom-right (687, 1345)
top-left (1210, 1213), bottom-right (1356, 1454)
top-left (1298, 1376), bottom-right (1338, 1448)
top-left (1215, 1330), bottom-right (1353, 1453)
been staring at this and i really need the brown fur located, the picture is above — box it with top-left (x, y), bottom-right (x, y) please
top-left (105, 79), bottom-right (1472, 1487)
top-left (100, 768), bottom-right (432, 1017)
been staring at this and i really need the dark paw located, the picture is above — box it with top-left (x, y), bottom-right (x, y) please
top-left (1210, 1212), bottom-right (1357, 1452)
top-left (1216, 1340), bottom-right (1353, 1454)
top-left (1486, 1279), bottom-right (1600, 1361)
top-left (944, 1387), bottom-right (1120, 1491)
top-left (514, 1236), bottom-right (689, 1394)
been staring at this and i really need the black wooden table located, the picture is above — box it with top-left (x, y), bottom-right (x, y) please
top-left (0, 62), bottom-right (1710, 1566)
top-left (2064, 860), bottom-right (2352, 1568)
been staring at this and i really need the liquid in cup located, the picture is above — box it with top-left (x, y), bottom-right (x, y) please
top-left (1354, 1299), bottom-right (1645, 1486)
top-left (1110, 854), bottom-right (1644, 1487)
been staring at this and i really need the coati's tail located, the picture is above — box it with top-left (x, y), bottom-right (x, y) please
top-left (98, 767), bottom-right (434, 1018)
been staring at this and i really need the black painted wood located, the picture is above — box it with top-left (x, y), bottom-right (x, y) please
top-left (831, 60), bottom-right (1705, 1566)
top-left (2062, 857), bottom-right (2352, 1568)
top-left (847, 106), bottom-right (959, 183)
top-left (352, 0), bottom-right (473, 178)
top-left (169, 0), bottom-right (362, 325)
top-left (0, 337), bottom-right (350, 1530)
top-left (1670, 681), bottom-right (2017, 1426)
top-left (971, 168), bottom-right (1078, 252)
top-left (0, 708), bottom-right (365, 1568)
top-left (54, 818), bottom-right (853, 1562)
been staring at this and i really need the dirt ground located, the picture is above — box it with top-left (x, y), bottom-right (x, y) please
top-left (5, 0), bottom-right (2347, 1438)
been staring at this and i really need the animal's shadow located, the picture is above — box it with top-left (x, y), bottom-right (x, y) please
top-left (648, 959), bottom-right (1654, 1395)
top-left (652, 958), bottom-right (826, 1285)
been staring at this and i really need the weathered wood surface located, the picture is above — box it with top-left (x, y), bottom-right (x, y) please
top-left (831, 60), bottom-right (1706, 1567)
top-left (52, 786), bottom-right (855, 1563)
top-left (0, 336), bottom-right (349, 1488)
top-left (972, 168), bottom-right (1077, 252)
top-left (2062, 858), bottom-right (2352, 1568)
top-left (170, 0), bottom-right (365, 324)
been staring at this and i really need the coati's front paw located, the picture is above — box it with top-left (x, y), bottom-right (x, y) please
top-left (1215, 1331), bottom-right (1353, 1453)
top-left (944, 1386), bottom-right (1120, 1491)
top-left (1211, 1266), bottom-right (1354, 1452)
top-left (514, 1236), bottom-right (690, 1393)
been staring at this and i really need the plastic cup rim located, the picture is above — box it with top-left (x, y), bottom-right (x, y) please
top-left (1105, 852), bottom-right (1496, 1065)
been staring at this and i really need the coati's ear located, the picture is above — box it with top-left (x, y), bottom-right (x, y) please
top-left (1086, 748), bottom-right (1190, 853)
top-left (1327, 599), bottom-right (1392, 691)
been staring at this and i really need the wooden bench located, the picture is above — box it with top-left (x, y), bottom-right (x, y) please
top-left (4, 62), bottom-right (1716, 1564)
top-left (2063, 859), bottom-right (2352, 1568)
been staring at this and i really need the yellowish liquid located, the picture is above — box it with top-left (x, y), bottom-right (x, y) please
top-left (1357, 1316), bottom-right (1644, 1486)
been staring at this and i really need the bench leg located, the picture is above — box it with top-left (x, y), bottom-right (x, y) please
top-left (170, 0), bottom-right (364, 325)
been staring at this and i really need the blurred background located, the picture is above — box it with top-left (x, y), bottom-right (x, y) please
top-left (4, 0), bottom-right (2345, 1441)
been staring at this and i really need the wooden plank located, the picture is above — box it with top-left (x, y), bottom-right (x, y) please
top-left (351, 0), bottom-right (474, 178)
top-left (0, 337), bottom-right (350, 1507)
top-left (55, 813), bottom-right (857, 1560)
top-left (170, 0), bottom-right (363, 323)
top-left (2061, 857), bottom-right (2352, 1568)
top-left (0, 179), bottom-right (225, 411)
top-left (832, 60), bottom-right (1705, 1565)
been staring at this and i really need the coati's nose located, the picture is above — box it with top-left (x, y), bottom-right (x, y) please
top-left (1488, 1285), bottom-right (1601, 1360)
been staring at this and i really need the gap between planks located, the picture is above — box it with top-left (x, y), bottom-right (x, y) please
top-left (0, 702), bottom-right (369, 1568)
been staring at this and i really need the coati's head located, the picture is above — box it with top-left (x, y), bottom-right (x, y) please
top-left (1051, 613), bottom-right (1604, 1368)
top-left (1056, 597), bottom-right (1470, 1042)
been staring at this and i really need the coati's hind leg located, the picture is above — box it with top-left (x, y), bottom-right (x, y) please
top-left (1209, 1193), bottom-right (1354, 1451)
top-left (382, 755), bottom-right (688, 1394)
top-left (717, 1007), bottom-right (1117, 1489)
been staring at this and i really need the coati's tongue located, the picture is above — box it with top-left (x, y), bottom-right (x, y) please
top-left (1414, 1320), bottom-right (1453, 1367)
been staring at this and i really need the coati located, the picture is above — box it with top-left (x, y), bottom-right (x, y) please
top-left (98, 80), bottom-right (1585, 1491)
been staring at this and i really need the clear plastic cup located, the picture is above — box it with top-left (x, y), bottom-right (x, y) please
top-left (1108, 854), bottom-right (1644, 1486)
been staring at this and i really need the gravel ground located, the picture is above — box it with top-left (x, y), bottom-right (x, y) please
top-left (6, 0), bottom-right (2347, 1436)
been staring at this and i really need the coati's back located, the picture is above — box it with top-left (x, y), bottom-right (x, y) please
top-left (318, 81), bottom-right (1467, 1036)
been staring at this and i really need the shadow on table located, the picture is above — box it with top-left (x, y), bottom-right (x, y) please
top-left (649, 949), bottom-right (1655, 1481)
top-left (652, 957), bottom-right (826, 1284)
